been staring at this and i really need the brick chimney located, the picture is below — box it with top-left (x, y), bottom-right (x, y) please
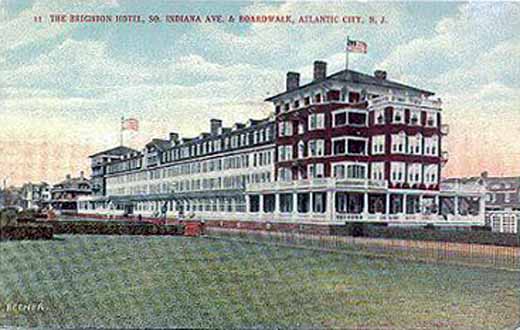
top-left (210, 119), bottom-right (222, 135)
top-left (169, 132), bottom-right (179, 142)
top-left (313, 61), bottom-right (327, 81)
top-left (286, 72), bottom-right (300, 91)
top-left (374, 70), bottom-right (387, 80)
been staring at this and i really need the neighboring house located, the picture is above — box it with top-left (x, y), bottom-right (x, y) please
top-left (442, 172), bottom-right (520, 233)
top-left (50, 172), bottom-right (92, 213)
top-left (443, 172), bottom-right (520, 211)
top-left (20, 182), bottom-right (51, 210)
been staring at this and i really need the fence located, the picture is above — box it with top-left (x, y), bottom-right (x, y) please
top-left (207, 227), bottom-right (520, 271)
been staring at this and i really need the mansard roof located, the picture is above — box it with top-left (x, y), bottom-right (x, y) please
top-left (89, 146), bottom-right (138, 158)
top-left (265, 69), bottom-right (434, 102)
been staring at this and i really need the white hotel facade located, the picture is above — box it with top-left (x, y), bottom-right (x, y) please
top-left (79, 60), bottom-right (485, 227)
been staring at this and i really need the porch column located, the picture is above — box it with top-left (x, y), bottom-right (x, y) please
top-left (419, 194), bottom-right (424, 214)
top-left (385, 194), bottom-right (390, 217)
top-left (245, 195), bottom-right (250, 214)
top-left (434, 195), bottom-right (440, 215)
top-left (309, 192), bottom-right (314, 214)
top-left (454, 196), bottom-right (459, 216)
top-left (403, 194), bottom-right (408, 215)
top-left (274, 193), bottom-right (280, 214)
top-left (327, 191), bottom-right (335, 222)
top-left (363, 193), bottom-right (369, 218)
top-left (259, 194), bottom-right (264, 214)
top-left (293, 192), bottom-right (298, 214)
top-left (479, 196), bottom-right (485, 216)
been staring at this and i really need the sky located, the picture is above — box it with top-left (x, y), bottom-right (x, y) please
top-left (0, 0), bottom-right (519, 186)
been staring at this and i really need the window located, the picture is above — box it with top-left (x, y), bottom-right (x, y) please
top-left (312, 192), bottom-right (327, 213)
top-left (426, 112), bottom-right (437, 127)
top-left (346, 164), bottom-right (366, 179)
top-left (390, 162), bottom-right (406, 183)
top-left (308, 139), bottom-right (325, 157)
top-left (293, 99), bottom-right (300, 109)
top-left (348, 92), bottom-right (361, 104)
top-left (333, 139), bottom-right (346, 155)
top-left (371, 162), bottom-right (385, 181)
top-left (333, 110), bottom-right (367, 127)
top-left (424, 135), bottom-right (439, 156)
top-left (304, 96), bottom-right (311, 106)
top-left (333, 164), bottom-right (345, 179)
top-left (375, 109), bottom-right (385, 125)
top-left (278, 145), bottom-right (293, 161)
top-left (308, 163), bottom-right (324, 178)
top-left (393, 108), bottom-right (404, 124)
top-left (408, 134), bottom-right (422, 155)
top-left (297, 193), bottom-right (310, 213)
top-left (263, 194), bottom-right (275, 213)
top-left (249, 195), bottom-right (260, 212)
top-left (278, 121), bottom-right (293, 137)
top-left (280, 194), bottom-right (293, 213)
top-left (327, 90), bottom-right (341, 101)
top-left (391, 132), bottom-right (406, 154)
top-left (278, 167), bottom-right (292, 181)
top-left (348, 112), bottom-right (367, 126)
top-left (409, 110), bottom-right (421, 126)
top-left (314, 93), bottom-right (322, 103)
top-left (407, 163), bottom-right (423, 184)
top-left (297, 140), bottom-right (305, 158)
top-left (334, 112), bottom-right (347, 127)
top-left (372, 135), bottom-right (385, 155)
top-left (347, 139), bottom-right (367, 155)
top-left (424, 164), bottom-right (438, 185)
top-left (308, 113), bottom-right (325, 130)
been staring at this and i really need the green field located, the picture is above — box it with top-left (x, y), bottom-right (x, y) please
top-left (1, 235), bottom-right (519, 329)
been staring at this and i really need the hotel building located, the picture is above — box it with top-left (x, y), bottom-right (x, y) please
top-left (79, 60), bottom-right (484, 226)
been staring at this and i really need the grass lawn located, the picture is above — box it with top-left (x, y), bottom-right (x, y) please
top-left (1, 235), bottom-right (519, 329)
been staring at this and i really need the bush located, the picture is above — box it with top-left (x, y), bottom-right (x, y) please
top-left (0, 209), bottom-right (18, 227)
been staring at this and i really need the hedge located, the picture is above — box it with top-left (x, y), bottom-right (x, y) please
top-left (331, 222), bottom-right (520, 247)
top-left (0, 224), bottom-right (54, 240)
top-left (48, 220), bottom-right (184, 236)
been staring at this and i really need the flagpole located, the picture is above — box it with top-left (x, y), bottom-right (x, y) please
top-left (120, 116), bottom-right (124, 147)
top-left (345, 36), bottom-right (350, 72)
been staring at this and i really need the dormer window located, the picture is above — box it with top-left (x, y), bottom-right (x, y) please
top-left (375, 109), bottom-right (385, 125)
top-left (293, 100), bottom-right (300, 109)
top-left (275, 105), bottom-right (281, 114)
top-left (284, 103), bottom-right (290, 111)
top-left (315, 93), bottom-right (322, 103)
top-left (393, 108), bottom-right (404, 124)
top-left (409, 110), bottom-right (421, 126)
top-left (304, 96), bottom-right (310, 106)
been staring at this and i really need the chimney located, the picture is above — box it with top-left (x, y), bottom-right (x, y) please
top-left (169, 132), bottom-right (179, 142)
top-left (80, 171), bottom-right (84, 179)
top-left (286, 72), bottom-right (300, 91)
top-left (210, 119), bottom-right (222, 135)
top-left (66, 174), bottom-right (71, 180)
top-left (374, 70), bottom-right (387, 80)
top-left (313, 61), bottom-right (327, 81)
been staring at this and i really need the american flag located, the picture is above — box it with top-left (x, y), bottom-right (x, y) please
top-left (346, 38), bottom-right (368, 54)
top-left (122, 118), bottom-right (139, 131)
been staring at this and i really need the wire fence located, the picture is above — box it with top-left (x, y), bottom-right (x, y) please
top-left (207, 227), bottom-right (520, 271)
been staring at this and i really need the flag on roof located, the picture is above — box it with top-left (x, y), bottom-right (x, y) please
top-left (346, 38), bottom-right (368, 54)
top-left (122, 118), bottom-right (139, 131)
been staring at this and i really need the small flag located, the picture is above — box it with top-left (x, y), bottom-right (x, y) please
top-left (122, 118), bottom-right (139, 131)
top-left (346, 38), bottom-right (368, 54)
